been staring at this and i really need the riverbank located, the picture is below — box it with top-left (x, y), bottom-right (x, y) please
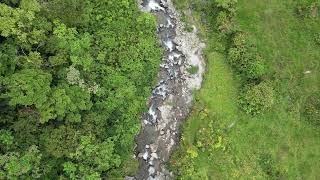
top-left (170, 0), bottom-right (320, 179)
top-left (133, 0), bottom-right (205, 179)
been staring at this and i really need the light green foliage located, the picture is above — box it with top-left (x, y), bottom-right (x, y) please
top-left (63, 85), bottom-right (92, 122)
top-left (64, 135), bottom-right (121, 179)
top-left (0, 130), bottom-right (13, 147)
top-left (215, 0), bottom-right (237, 11)
top-left (49, 88), bottom-right (73, 119)
top-left (17, 51), bottom-right (43, 68)
top-left (0, 42), bottom-right (17, 76)
top-left (216, 11), bottom-right (233, 33)
top-left (2, 69), bottom-right (54, 123)
top-left (258, 153), bottom-right (281, 179)
top-left (2, 69), bottom-right (51, 110)
top-left (228, 32), bottom-right (266, 80)
top-left (240, 82), bottom-right (275, 115)
top-left (296, 1), bottom-right (319, 18)
top-left (0, 0), bottom-right (161, 178)
top-left (187, 65), bottom-right (199, 75)
top-left (0, 145), bottom-right (42, 179)
top-left (19, 0), bottom-right (40, 12)
top-left (171, 0), bottom-right (320, 179)
top-left (0, 2), bottom-right (49, 49)
top-left (42, 0), bottom-right (92, 27)
top-left (315, 33), bottom-right (320, 44)
top-left (41, 125), bottom-right (79, 158)
top-left (0, 3), bottom-right (21, 37)
top-left (303, 92), bottom-right (320, 127)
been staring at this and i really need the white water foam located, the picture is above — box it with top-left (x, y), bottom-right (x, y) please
top-left (146, 0), bottom-right (165, 12)
top-left (148, 104), bottom-right (157, 122)
top-left (164, 40), bottom-right (174, 51)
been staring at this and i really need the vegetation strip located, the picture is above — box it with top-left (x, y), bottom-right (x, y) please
top-left (170, 0), bottom-right (320, 179)
top-left (0, 0), bottom-right (161, 179)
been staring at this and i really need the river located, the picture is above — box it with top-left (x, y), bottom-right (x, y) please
top-left (132, 0), bottom-right (205, 179)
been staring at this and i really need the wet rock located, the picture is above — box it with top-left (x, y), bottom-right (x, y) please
top-left (148, 166), bottom-right (155, 175)
top-left (136, 0), bottom-right (205, 179)
top-left (150, 144), bottom-right (158, 153)
top-left (151, 152), bottom-right (159, 159)
top-left (147, 177), bottom-right (156, 180)
top-left (170, 139), bottom-right (175, 146)
top-left (160, 130), bottom-right (165, 135)
top-left (143, 151), bottom-right (149, 160)
top-left (125, 176), bottom-right (135, 180)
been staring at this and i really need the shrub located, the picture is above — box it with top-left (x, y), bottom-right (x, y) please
top-left (258, 153), bottom-right (281, 178)
top-left (187, 65), bottom-right (199, 75)
top-left (216, 11), bottom-right (233, 33)
top-left (240, 82), bottom-right (275, 115)
top-left (214, 0), bottom-right (237, 13)
top-left (296, 2), bottom-right (319, 18)
top-left (315, 33), bottom-right (320, 45)
top-left (303, 92), bottom-right (320, 127)
top-left (228, 32), bottom-right (266, 79)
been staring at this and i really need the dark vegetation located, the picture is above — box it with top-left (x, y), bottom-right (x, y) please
top-left (0, 0), bottom-right (161, 178)
top-left (171, 0), bottom-right (320, 179)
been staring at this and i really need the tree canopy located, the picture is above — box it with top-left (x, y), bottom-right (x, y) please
top-left (0, 0), bottom-right (161, 178)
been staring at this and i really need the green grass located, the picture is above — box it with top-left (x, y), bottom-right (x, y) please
top-left (170, 0), bottom-right (320, 179)
top-left (183, 52), bottom-right (238, 144)
top-left (187, 65), bottom-right (199, 75)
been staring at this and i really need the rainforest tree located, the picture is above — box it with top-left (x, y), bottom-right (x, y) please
top-left (0, 0), bottom-right (161, 178)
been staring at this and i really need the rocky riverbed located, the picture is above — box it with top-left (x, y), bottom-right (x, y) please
top-left (131, 0), bottom-right (205, 179)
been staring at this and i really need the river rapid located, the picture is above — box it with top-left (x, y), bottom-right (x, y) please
top-left (131, 0), bottom-right (205, 179)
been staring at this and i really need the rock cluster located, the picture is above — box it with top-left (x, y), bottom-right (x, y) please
top-left (134, 0), bottom-right (205, 179)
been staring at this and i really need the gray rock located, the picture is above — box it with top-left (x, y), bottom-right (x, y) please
top-left (151, 152), bottom-right (159, 159)
top-left (160, 130), bottom-right (165, 135)
top-left (125, 176), bottom-right (135, 180)
top-left (150, 143), bottom-right (158, 152)
top-left (148, 166), bottom-right (155, 175)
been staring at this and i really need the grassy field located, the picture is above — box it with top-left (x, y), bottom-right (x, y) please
top-left (170, 0), bottom-right (320, 179)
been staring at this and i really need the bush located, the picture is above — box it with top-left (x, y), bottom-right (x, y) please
top-left (214, 0), bottom-right (237, 13)
top-left (228, 32), bottom-right (266, 80)
top-left (303, 92), bottom-right (320, 127)
top-left (296, 2), bottom-right (319, 18)
top-left (216, 11), bottom-right (233, 33)
top-left (258, 153), bottom-right (281, 178)
top-left (187, 65), bottom-right (199, 75)
top-left (240, 82), bottom-right (275, 115)
top-left (315, 33), bottom-right (320, 45)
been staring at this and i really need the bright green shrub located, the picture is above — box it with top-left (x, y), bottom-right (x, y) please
top-left (315, 33), bottom-right (320, 45)
top-left (228, 32), bottom-right (266, 80)
top-left (303, 92), bottom-right (320, 127)
top-left (258, 153), bottom-right (281, 178)
top-left (240, 82), bottom-right (275, 115)
top-left (0, 130), bottom-right (13, 147)
top-left (296, 1), bottom-right (319, 18)
top-left (216, 11), bottom-right (233, 33)
top-left (0, 145), bottom-right (42, 179)
top-left (214, 0), bottom-right (237, 13)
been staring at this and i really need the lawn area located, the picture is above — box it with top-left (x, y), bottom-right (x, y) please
top-left (170, 0), bottom-right (320, 179)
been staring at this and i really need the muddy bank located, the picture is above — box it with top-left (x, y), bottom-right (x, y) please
top-left (131, 0), bottom-right (205, 179)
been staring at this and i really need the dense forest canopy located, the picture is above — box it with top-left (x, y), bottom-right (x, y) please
top-left (0, 0), bottom-right (161, 178)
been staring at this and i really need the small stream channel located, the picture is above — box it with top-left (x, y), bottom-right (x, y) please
top-left (131, 0), bottom-right (205, 179)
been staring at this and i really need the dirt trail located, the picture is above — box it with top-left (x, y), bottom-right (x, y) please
top-left (129, 0), bottom-right (205, 179)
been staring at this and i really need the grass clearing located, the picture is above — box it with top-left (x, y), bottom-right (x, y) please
top-left (170, 0), bottom-right (320, 179)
